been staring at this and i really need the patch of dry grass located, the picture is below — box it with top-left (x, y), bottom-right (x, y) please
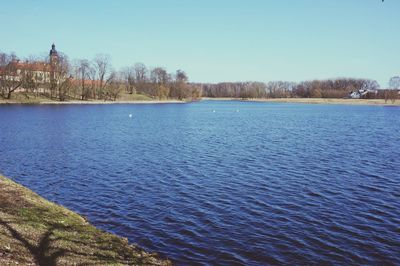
top-left (0, 175), bottom-right (171, 265)
top-left (245, 98), bottom-right (400, 105)
top-left (0, 93), bottom-right (52, 104)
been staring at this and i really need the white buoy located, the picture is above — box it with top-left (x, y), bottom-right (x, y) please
top-left (212, 110), bottom-right (216, 113)
top-left (129, 114), bottom-right (133, 118)
top-left (236, 110), bottom-right (239, 112)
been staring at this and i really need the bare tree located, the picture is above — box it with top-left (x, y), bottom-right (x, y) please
top-left (170, 70), bottom-right (188, 99)
top-left (150, 67), bottom-right (170, 84)
top-left (133, 63), bottom-right (148, 94)
top-left (50, 53), bottom-right (71, 101)
top-left (103, 72), bottom-right (122, 101)
top-left (0, 52), bottom-right (10, 67)
top-left (190, 84), bottom-right (202, 100)
top-left (121, 67), bottom-right (135, 94)
top-left (150, 67), bottom-right (170, 98)
top-left (266, 81), bottom-right (293, 98)
top-left (75, 59), bottom-right (92, 100)
top-left (93, 54), bottom-right (112, 99)
top-left (389, 76), bottom-right (400, 89)
top-left (0, 54), bottom-right (22, 99)
top-left (133, 63), bottom-right (147, 83)
top-left (58, 76), bottom-right (73, 101)
top-left (361, 79), bottom-right (380, 91)
top-left (175, 69), bottom-right (188, 83)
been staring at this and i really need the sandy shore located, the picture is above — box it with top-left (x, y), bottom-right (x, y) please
top-left (0, 174), bottom-right (171, 265)
top-left (201, 97), bottom-right (400, 106)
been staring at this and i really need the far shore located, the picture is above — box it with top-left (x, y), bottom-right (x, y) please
top-left (1, 96), bottom-right (399, 106)
top-left (201, 97), bottom-right (400, 106)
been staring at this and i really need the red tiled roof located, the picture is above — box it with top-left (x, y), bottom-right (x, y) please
top-left (0, 66), bottom-right (18, 76)
top-left (8, 61), bottom-right (52, 72)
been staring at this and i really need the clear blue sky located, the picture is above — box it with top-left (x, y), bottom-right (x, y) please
top-left (1, 0), bottom-right (398, 87)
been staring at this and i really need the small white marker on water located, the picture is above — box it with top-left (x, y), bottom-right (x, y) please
top-left (129, 114), bottom-right (133, 118)
top-left (213, 110), bottom-right (216, 113)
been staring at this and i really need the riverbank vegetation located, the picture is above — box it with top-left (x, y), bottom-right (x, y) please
top-left (0, 175), bottom-right (170, 265)
top-left (0, 51), bottom-right (201, 102)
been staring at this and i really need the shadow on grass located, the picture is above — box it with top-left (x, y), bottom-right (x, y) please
top-left (0, 218), bottom-right (66, 266)
top-left (0, 217), bottom-right (150, 265)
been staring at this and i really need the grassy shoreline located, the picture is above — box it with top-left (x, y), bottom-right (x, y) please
top-left (30, 100), bottom-right (184, 105)
top-left (201, 97), bottom-right (400, 106)
top-left (0, 92), bottom-right (187, 105)
top-left (0, 98), bottom-right (186, 105)
top-left (0, 175), bottom-right (171, 265)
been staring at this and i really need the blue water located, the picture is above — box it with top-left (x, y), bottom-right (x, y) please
top-left (0, 101), bottom-right (399, 265)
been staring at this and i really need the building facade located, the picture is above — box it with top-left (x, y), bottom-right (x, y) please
top-left (0, 44), bottom-right (60, 84)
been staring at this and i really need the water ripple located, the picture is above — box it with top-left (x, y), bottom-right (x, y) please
top-left (0, 102), bottom-right (399, 265)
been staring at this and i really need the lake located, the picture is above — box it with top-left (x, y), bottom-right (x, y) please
top-left (0, 101), bottom-right (399, 265)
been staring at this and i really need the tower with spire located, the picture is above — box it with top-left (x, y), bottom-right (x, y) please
top-left (49, 43), bottom-right (58, 82)
top-left (49, 43), bottom-right (58, 66)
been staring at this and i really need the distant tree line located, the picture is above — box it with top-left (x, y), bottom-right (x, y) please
top-left (200, 78), bottom-right (399, 102)
top-left (200, 81), bottom-right (296, 98)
